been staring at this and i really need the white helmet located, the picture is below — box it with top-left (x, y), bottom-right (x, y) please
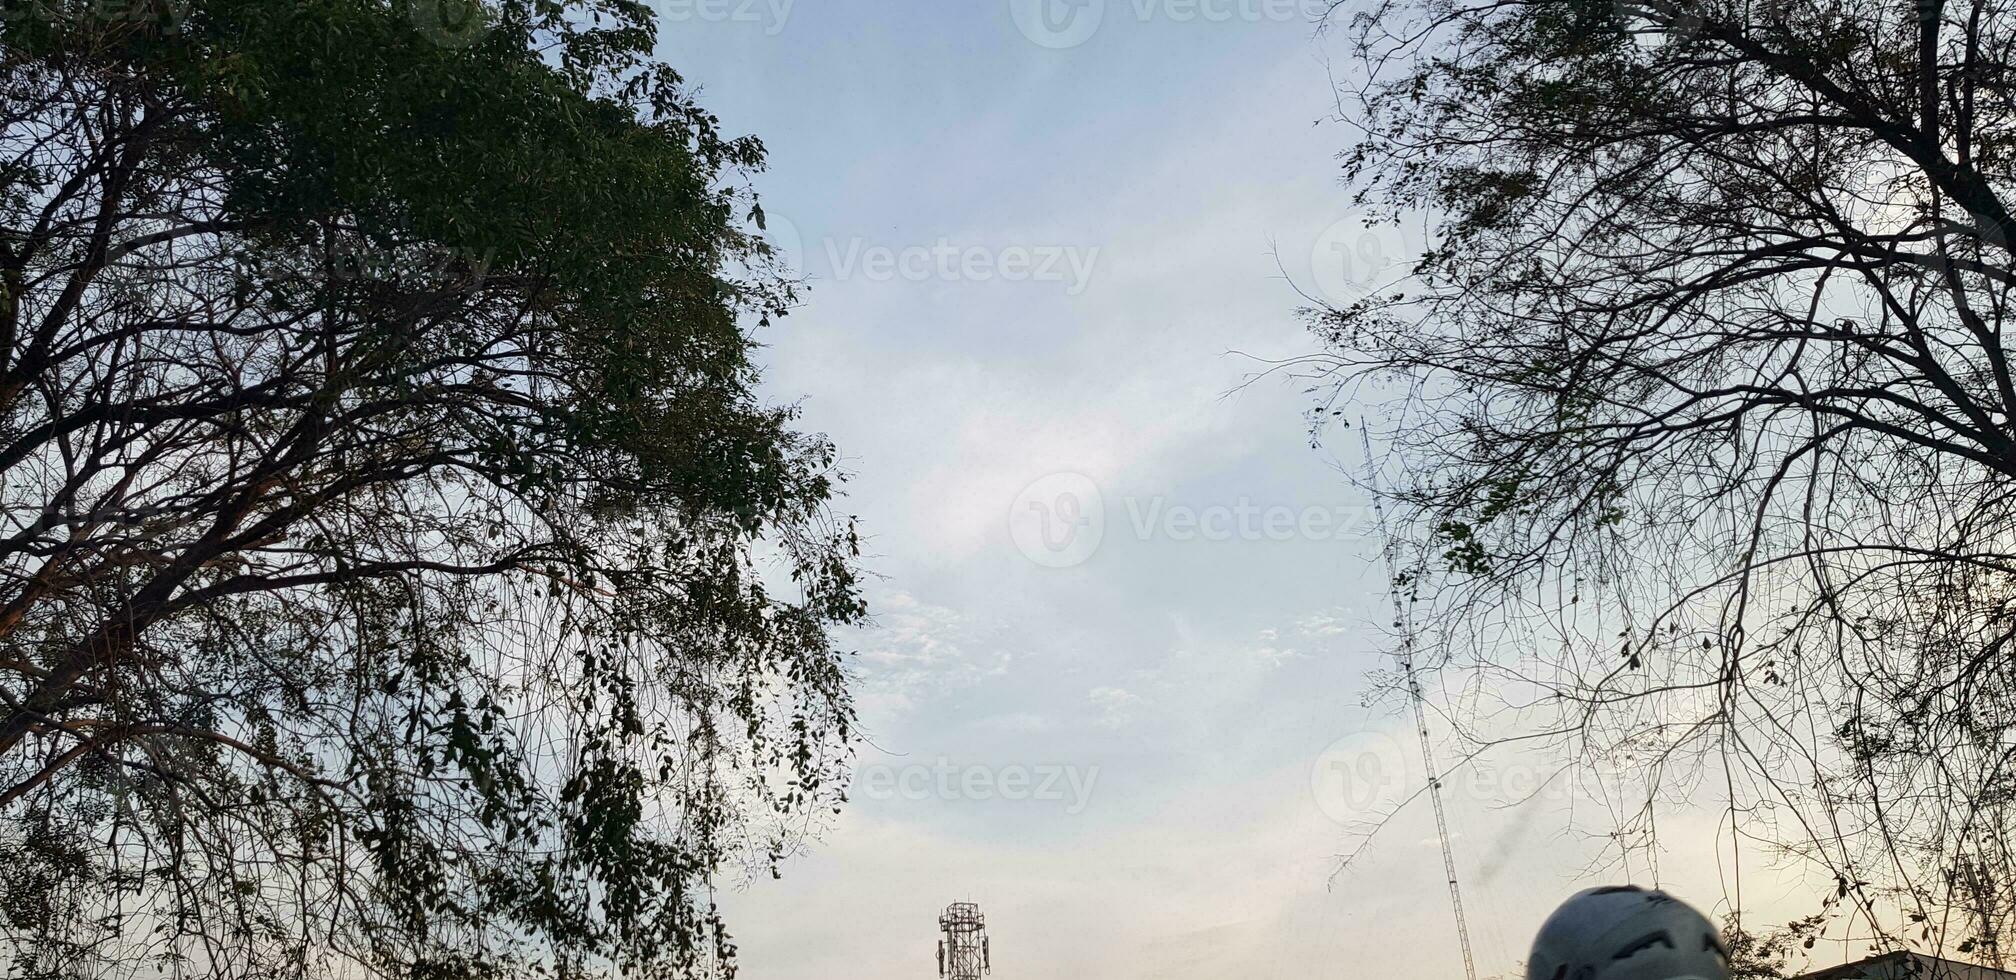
top-left (1526, 886), bottom-right (1729, 980)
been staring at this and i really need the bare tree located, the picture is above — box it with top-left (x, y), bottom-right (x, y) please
top-left (0, 2), bottom-right (862, 977)
top-left (1310, 0), bottom-right (2016, 960)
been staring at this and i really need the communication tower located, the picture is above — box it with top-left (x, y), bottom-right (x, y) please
top-left (935, 902), bottom-right (991, 979)
top-left (1362, 423), bottom-right (1479, 980)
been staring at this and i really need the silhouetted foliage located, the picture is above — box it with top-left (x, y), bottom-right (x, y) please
top-left (1723, 914), bottom-right (1814, 980)
top-left (1313, 0), bottom-right (2016, 962)
top-left (0, 1), bottom-right (861, 977)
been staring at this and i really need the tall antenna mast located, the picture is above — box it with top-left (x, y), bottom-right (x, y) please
top-left (936, 902), bottom-right (991, 979)
top-left (1361, 423), bottom-right (1479, 980)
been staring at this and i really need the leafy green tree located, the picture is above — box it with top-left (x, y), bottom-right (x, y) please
top-left (1313, 0), bottom-right (2016, 960)
top-left (0, 1), bottom-right (862, 976)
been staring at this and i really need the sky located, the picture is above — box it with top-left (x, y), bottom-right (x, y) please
top-left (648, 3), bottom-right (1829, 977)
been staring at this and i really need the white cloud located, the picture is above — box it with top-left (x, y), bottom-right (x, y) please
top-left (1242, 610), bottom-right (1368, 666)
top-left (1295, 611), bottom-right (1353, 637)
top-left (1088, 685), bottom-right (1144, 730)
top-left (1251, 643), bottom-right (1303, 667)
top-left (853, 589), bottom-right (1011, 718)
top-left (974, 711), bottom-right (1055, 733)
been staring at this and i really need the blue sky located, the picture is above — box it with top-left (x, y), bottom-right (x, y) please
top-left (650, 3), bottom-right (1815, 977)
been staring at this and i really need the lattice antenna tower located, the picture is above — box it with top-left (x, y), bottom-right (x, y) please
top-left (1360, 423), bottom-right (1479, 980)
top-left (936, 902), bottom-right (991, 979)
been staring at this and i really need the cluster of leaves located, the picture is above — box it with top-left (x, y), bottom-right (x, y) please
top-left (0, 2), bottom-right (861, 978)
top-left (1722, 910), bottom-right (1844, 978)
top-left (1313, 0), bottom-right (2016, 958)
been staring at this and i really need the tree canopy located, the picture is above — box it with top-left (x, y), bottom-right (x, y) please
top-left (1314, 0), bottom-right (2016, 959)
top-left (0, 1), bottom-right (862, 976)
